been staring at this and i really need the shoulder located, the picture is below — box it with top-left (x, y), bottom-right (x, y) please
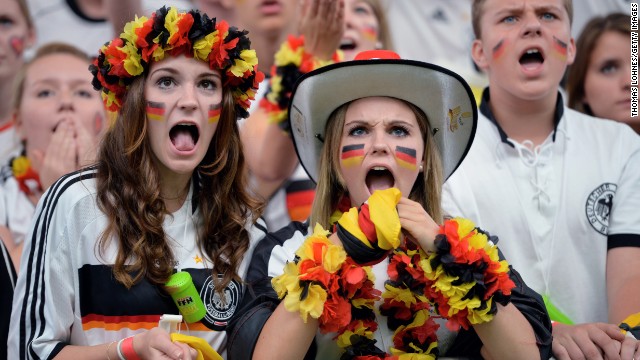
top-left (250, 221), bottom-right (310, 277)
top-left (564, 108), bottom-right (640, 144)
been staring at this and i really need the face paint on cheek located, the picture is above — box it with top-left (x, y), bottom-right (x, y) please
top-left (146, 101), bottom-right (166, 121)
top-left (395, 146), bottom-right (417, 171)
top-left (552, 36), bottom-right (568, 61)
top-left (9, 36), bottom-right (24, 57)
top-left (208, 102), bottom-right (221, 123)
top-left (492, 39), bottom-right (506, 60)
top-left (361, 25), bottom-right (378, 42)
top-left (341, 144), bottom-right (365, 167)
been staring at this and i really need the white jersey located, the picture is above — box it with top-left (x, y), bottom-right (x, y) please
top-left (442, 93), bottom-right (640, 324)
top-left (0, 123), bottom-right (21, 166)
top-left (8, 168), bottom-right (268, 359)
top-left (0, 166), bottom-right (36, 246)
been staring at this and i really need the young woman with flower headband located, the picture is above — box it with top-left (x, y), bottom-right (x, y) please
top-left (227, 50), bottom-right (552, 359)
top-left (9, 6), bottom-right (266, 360)
top-left (241, 0), bottom-right (393, 232)
top-left (0, 42), bottom-right (105, 269)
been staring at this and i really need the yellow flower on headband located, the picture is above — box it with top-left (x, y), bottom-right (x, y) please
top-left (228, 50), bottom-right (258, 77)
top-left (120, 41), bottom-right (143, 76)
top-left (165, 8), bottom-right (180, 42)
top-left (193, 31), bottom-right (219, 61)
top-left (121, 15), bottom-right (148, 45)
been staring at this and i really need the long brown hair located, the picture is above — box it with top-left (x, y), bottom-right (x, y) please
top-left (96, 74), bottom-right (262, 294)
top-left (309, 98), bottom-right (443, 229)
top-left (566, 13), bottom-right (632, 115)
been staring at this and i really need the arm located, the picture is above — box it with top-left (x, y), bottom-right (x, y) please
top-left (607, 246), bottom-right (640, 324)
top-left (240, 0), bottom-right (343, 195)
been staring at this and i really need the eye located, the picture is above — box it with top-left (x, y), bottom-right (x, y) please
top-left (600, 61), bottom-right (619, 75)
top-left (541, 12), bottom-right (557, 21)
top-left (390, 125), bottom-right (409, 137)
top-left (37, 89), bottom-right (53, 98)
top-left (76, 89), bottom-right (94, 98)
top-left (348, 126), bottom-right (367, 137)
top-left (353, 4), bottom-right (373, 15)
top-left (0, 16), bottom-right (14, 28)
top-left (502, 15), bottom-right (517, 24)
top-left (156, 77), bottom-right (175, 89)
top-left (199, 78), bottom-right (219, 91)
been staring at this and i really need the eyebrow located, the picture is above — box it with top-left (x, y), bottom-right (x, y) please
top-left (149, 67), bottom-right (221, 79)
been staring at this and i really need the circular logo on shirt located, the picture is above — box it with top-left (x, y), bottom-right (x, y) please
top-left (200, 275), bottom-right (241, 331)
top-left (585, 183), bottom-right (617, 235)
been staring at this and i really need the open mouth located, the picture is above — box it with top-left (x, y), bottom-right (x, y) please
top-left (169, 123), bottom-right (199, 152)
top-left (365, 166), bottom-right (395, 194)
top-left (519, 48), bottom-right (544, 67)
top-left (340, 38), bottom-right (357, 51)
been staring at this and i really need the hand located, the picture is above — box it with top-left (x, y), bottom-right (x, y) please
top-left (134, 327), bottom-right (198, 360)
top-left (396, 197), bottom-right (439, 253)
top-left (297, 0), bottom-right (344, 60)
top-left (74, 115), bottom-right (100, 168)
top-left (31, 120), bottom-right (76, 190)
top-left (552, 322), bottom-right (627, 360)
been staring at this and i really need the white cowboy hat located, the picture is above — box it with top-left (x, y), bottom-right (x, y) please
top-left (288, 50), bottom-right (477, 183)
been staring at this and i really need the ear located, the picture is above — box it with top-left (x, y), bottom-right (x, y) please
top-left (565, 37), bottom-right (576, 66)
top-left (24, 27), bottom-right (36, 49)
top-left (471, 39), bottom-right (489, 71)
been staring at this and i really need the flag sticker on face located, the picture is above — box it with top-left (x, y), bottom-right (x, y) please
top-left (208, 103), bottom-right (221, 123)
top-left (146, 101), bottom-right (165, 121)
top-left (395, 146), bottom-right (417, 170)
top-left (341, 144), bottom-right (365, 167)
top-left (552, 36), bottom-right (568, 61)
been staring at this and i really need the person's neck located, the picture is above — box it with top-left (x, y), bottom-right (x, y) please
top-left (0, 81), bottom-right (15, 126)
top-left (489, 86), bottom-right (558, 146)
top-left (160, 174), bottom-right (191, 213)
top-left (252, 31), bottom-right (287, 74)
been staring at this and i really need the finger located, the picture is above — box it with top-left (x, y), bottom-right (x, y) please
top-left (600, 323), bottom-right (628, 342)
top-left (173, 341), bottom-right (195, 360)
top-left (318, 0), bottom-right (334, 20)
top-left (552, 339), bottom-right (571, 360)
top-left (308, 0), bottom-right (320, 18)
top-left (620, 336), bottom-right (636, 360)
top-left (574, 330), bottom-right (605, 360)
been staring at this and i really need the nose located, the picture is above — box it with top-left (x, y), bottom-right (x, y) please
top-left (369, 130), bottom-right (390, 155)
top-left (521, 13), bottom-right (542, 38)
top-left (177, 85), bottom-right (198, 111)
top-left (58, 91), bottom-right (74, 112)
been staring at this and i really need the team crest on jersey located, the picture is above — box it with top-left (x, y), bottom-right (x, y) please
top-left (200, 275), bottom-right (241, 331)
top-left (585, 183), bottom-right (617, 235)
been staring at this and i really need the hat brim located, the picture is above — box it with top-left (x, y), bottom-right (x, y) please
top-left (289, 58), bottom-right (477, 184)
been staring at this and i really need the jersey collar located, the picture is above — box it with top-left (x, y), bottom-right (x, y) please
top-left (479, 87), bottom-right (564, 147)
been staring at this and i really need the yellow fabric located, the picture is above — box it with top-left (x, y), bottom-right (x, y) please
top-left (170, 333), bottom-right (222, 360)
top-left (369, 188), bottom-right (402, 250)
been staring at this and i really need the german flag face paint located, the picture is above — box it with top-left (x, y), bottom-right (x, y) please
top-left (208, 103), bottom-right (221, 123)
top-left (362, 25), bottom-right (378, 42)
top-left (341, 144), bottom-right (365, 167)
top-left (395, 146), bottom-right (417, 171)
top-left (492, 39), bottom-right (506, 61)
top-left (552, 36), bottom-right (568, 61)
top-left (146, 101), bottom-right (165, 121)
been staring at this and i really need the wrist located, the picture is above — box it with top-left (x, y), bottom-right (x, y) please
top-left (117, 336), bottom-right (142, 360)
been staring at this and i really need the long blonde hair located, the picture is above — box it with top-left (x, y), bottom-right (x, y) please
top-left (309, 98), bottom-right (443, 228)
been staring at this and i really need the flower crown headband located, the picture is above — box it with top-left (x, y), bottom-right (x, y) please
top-left (90, 6), bottom-right (264, 118)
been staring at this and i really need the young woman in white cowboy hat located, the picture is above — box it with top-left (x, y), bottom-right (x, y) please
top-left (227, 50), bottom-right (552, 360)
